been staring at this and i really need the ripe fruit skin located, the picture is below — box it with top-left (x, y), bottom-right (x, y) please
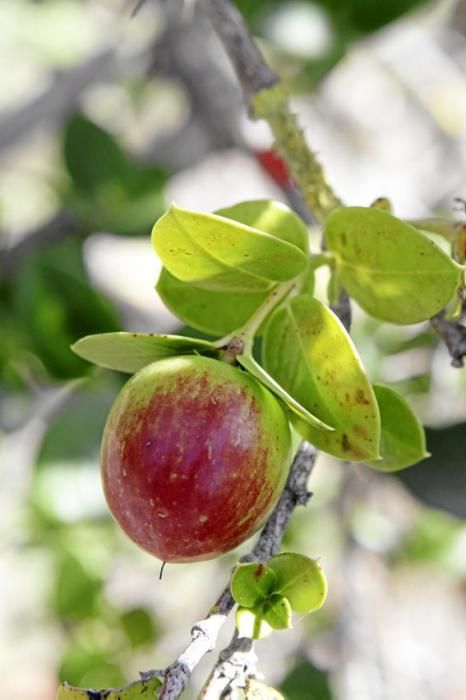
top-left (101, 355), bottom-right (292, 563)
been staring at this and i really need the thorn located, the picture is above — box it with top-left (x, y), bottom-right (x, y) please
top-left (159, 561), bottom-right (167, 580)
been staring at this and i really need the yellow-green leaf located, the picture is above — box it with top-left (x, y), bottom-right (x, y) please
top-left (237, 354), bottom-right (333, 433)
top-left (267, 553), bottom-right (327, 613)
top-left (216, 199), bottom-right (309, 254)
top-left (231, 562), bottom-right (277, 608)
top-left (56, 677), bottom-right (162, 700)
top-left (152, 204), bottom-right (307, 292)
top-left (367, 384), bottom-right (430, 472)
top-left (71, 332), bottom-right (218, 373)
top-left (262, 296), bottom-right (380, 461)
top-left (326, 207), bottom-right (461, 324)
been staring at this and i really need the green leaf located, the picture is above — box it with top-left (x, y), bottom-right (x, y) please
top-left (235, 606), bottom-right (273, 640)
top-left (53, 553), bottom-right (102, 621)
top-left (268, 553), bottom-right (327, 613)
top-left (231, 563), bottom-right (278, 608)
top-left (151, 204), bottom-right (307, 292)
top-left (157, 267), bottom-right (269, 336)
top-left (11, 239), bottom-right (119, 379)
top-left (156, 201), bottom-right (312, 335)
top-left (236, 354), bottom-right (333, 432)
top-left (56, 677), bottom-right (162, 700)
top-left (280, 659), bottom-right (333, 700)
top-left (367, 384), bottom-right (429, 472)
top-left (216, 199), bottom-right (309, 253)
top-left (244, 679), bottom-right (285, 699)
top-left (326, 207), bottom-right (461, 324)
top-left (64, 114), bottom-right (129, 196)
top-left (120, 607), bottom-right (158, 648)
top-left (63, 115), bottom-right (166, 235)
top-left (262, 594), bottom-right (293, 630)
top-left (262, 295), bottom-right (380, 461)
top-left (72, 332), bottom-right (218, 373)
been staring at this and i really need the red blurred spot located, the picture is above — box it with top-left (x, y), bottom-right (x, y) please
top-left (256, 149), bottom-right (290, 189)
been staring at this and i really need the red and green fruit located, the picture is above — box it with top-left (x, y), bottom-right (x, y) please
top-left (101, 355), bottom-right (292, 562)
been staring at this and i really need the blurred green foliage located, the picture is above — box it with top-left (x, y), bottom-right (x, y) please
top-left (279, 659), bottom-right (333, 699)
top-left (64, 115), bottom-right (167, 236)
top-left (235, 0), bottom-right (429, 36)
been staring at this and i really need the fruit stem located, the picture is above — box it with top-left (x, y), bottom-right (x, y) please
top-left (215, 279), bottom-right (296, 359)
top-left (307, 251), bottom-right (335, 272)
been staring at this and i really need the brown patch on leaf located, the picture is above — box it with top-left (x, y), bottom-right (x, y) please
top-left (355, 389), bottom-right (370, 405)
top-left (254, 564), bottom-right (266, 581)
top-left (353, 424), bottom-right (368, 438)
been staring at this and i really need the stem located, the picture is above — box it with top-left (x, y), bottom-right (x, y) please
top-left (253, 85), bottom-right (341, 223)
top-left (308, 251), bottom-right (335, 272)
top-left (215, 279), bottom-right (295, 356)
top-left (203, 0), bottom-right (341, 223)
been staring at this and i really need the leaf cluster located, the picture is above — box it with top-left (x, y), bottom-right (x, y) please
top-left (73, 199), bottom-right (457, 472)
top-left (231, 553), bottom-right (327, 640)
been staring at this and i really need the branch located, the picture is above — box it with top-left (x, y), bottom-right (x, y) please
top-left (0, 209), bottom-right (80, 273)
top-left (200, 0), bottom-right (278, 108)
top-left (0, 49), bottom-right (141, 153)
top-left (145, 442), bottom-right (318, 700)
top-left (202, 0), bottom-right (341, 223)
top-left (431, 310), bottom-right (466, 367)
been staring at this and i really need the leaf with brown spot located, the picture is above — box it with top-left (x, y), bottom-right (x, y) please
top-left (326, 207), bottom-right (461, 324)
top-left (262, 295), bottom-right (380, 461)
top-left (152, 204), bottom-right (307, 293)
top-left (231, 562), bottom-right (278, 608)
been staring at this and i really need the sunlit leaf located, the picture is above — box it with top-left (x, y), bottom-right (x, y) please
top-left (231, 562), bottom-right (277, 608)
top-left (156, 200), bottom-right (311, 335)
top-left (263, 295), bottom-right (380, 461)
top-left (326, 207), bottom-right (461, 324)
top-left (72, 332), bottom-right (218, 373)
top-left (56, 677), bottom-right (162, 700)
top-left (237, 354), bottom-right (333, 432)
top-left (216, 199), bottom-right (309, 253)
top-left (268, 553), bottom-right (327, 613)
top-left (367, 384), bottom-right (429, 472)
top-left (152, 204), bottom-right (307, 292)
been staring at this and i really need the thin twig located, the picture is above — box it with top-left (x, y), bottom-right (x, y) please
top-left (149, 442), bottom-right (318, 699)
top-left (197, 443), bottom-right (317, 698)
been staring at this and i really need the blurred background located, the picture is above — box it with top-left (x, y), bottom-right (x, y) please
top-left (1, 0), bottom-right (466, 698)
